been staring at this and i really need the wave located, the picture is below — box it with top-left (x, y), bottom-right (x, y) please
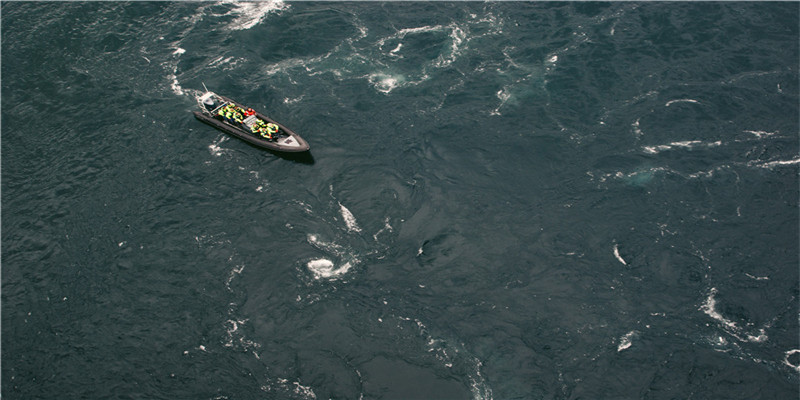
top-left (305, 233), bottom-right (359, 281)
top-left (213, 244), bottom-right (318, 399)
top-left (700, 287), bottom-right (770, 343)
top-left (642, 140), bottom-right (722, 154)
top-left (395, 315), bottom-right (494, 400)
top-left (306, 258), bottom-right (353, 280)
top-left (617, 330), bottom-right (637, 352)
top-left (664, 98), bottom-right (701, 107)
top-left (221, 0), bottom-right (289, 31)
top-left (613, 243), bottom-right (627, 265)
top-left (257, 9), bottom-right (506, 96)
top-left (338, 202), bottom-right (362, 233)
top-left (207, 135), bottom-right (231, 157)
top-left (748, 157), bottom-right (800, 169)
top-left (784, 349), bottom-right (800, 373)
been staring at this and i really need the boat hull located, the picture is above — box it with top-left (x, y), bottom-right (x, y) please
top-left (193, 95), bottom-right (310, 153)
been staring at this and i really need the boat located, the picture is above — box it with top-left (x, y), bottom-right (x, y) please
top-left (192, 89), bottom-right (310, 153)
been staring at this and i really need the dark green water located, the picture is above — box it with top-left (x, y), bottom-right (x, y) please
top-left (2, 2), bottom-right (798, 399)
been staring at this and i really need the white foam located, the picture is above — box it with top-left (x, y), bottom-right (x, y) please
top-left (613, 244), bottom-right (627, 265)
top-left (307, 258), bottom-right (352, 280)
top-left (389, 42), bottom-right (403, 55)
top-left (700, 288), bottom-right (769, 343)
top-left (223, 317), bottom-right (260, 352)
top-left (749, 158), bottom-right (800, 168)
top-left (372, 217), bottom-right (394, 242)
top-left (305, 234), bottom-right (359, 280)
top-left (266, 378), bottom-right (317, 399)
top-left (491, 86), bottom-right (512, 115)
top-left (665, 98), bottom-right (700, 107)
top-left (338, 202), bottom-right (362, 232)
top-left (223, 0), bottom-right (288, 31)
top-left (208, 135), bottom-right (230, 156)
top-left (744, 130), bottom-right (778, 139)
top-left (642, 140), bottom-right (722, 154)
top-left (631, 118), bottom-right (643, 137)
top-left (378, 25), bottom-right (442, 50)
top-left (433, 24), bottom-right (466, 68)
top-left (396, 315), bottom-right (494, 400)
top-left (784, 349), bottom-right (800, 373)
top-left (368, 72), bottom-right (403, 94)
top-left (745, 273), bottom-right (769, 281)
top-left (283, 95), bottom-right (304, 104)
top-left (169, 72), bottom-right (183, 95)
top-left (225, 264), bottom-right (245, 291)
top-left (617, 331), bottom-right (636, 351)
top-left (307, 233), bottom-right (344, 256)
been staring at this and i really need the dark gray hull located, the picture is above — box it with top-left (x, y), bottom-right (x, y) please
top-left (193, 96), bottom-right (310, 153)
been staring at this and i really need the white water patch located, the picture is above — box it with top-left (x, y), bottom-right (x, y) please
top-left (543, 53), bottom-right (559, 76)
top-left (307, 233), bottom-right (345, 256)
top-left (225, 264), bottom-right (245, 292)
top-left (748, 157), bottom-right (800, 169)
top-left (163, 42), bottom-right (188, 96)
top-left (222, 0), bottom-right (289, 31)
top-left (744, 273), bottom-right (769, 281)
top-left (223, 317), bottom-right (261, 353)
top-left (617, 331), bottom-right (636, 351)
top-left (784, 349), bottom-right (800, 373)
top-left (642, 140), bottom-right (722, 154)
top-left (168, 67), bottom-right (183, 95)
top-left (305, 234), bottom-right (359, 280)
top-left (283, 95), bottom-right (304, 104)
top-left (373, 217), bottom-right (394, 242)
top-left (338, 202), bottom-right (362, 233)
top-left (207, 135), bottom-right (231, 157)
top-left (376, 25), bottom-right (444, 50)
top-left (433, 23), bottom-right (467, 68)
top-left (307, 258), bottom-right (353, 280)
top-left (490, 86), bottom-right (512, 116)
top-left (263, 53), bottom-right (328, 77)
top-left (207, 55), bottom-right (244, 71)
top-left (744, 129), bottom-right (778, 139)
top-left (665, 98), bottom-right (700, 107)
top-left (263, 378), bottom-right (317, 399)
top-left (631, 118), bottom-right (643, 137)
top-left (368, 72), bottom-right (404, 94)
top-left (700, 288), bottom-right (769, 343)
top-left (389, 42), bottom-right (403, 56)
top-left (613, 243), bottom-right (627, 265)
top-left (396, 315), bottom-right (493, 400)
top-left (594, 166), bottom-right (671, 185)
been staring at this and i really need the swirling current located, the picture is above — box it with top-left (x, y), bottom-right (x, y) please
top-left (2, 2), bottom-right (798, 399)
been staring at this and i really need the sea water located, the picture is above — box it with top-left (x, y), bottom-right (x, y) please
top-left (2, 2), bottom-right (798, 399)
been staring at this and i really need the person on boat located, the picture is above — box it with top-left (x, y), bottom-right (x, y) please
top-left (245, 108), bottom-right (255, 117)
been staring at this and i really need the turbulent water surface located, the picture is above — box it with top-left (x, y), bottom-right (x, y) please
top-left (2, 2), bottom-right (799, 399)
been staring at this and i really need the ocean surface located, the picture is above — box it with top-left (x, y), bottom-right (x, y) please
top-left (2, 2), bottom-right (798, 399)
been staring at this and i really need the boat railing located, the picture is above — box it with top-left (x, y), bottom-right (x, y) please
top-left (196, 91), bottom-right (229, 115)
